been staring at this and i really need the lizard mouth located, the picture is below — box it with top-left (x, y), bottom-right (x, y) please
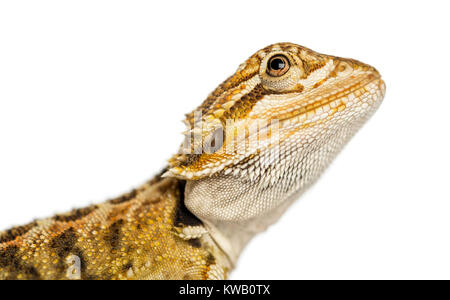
top-left (271, 73), bottom-right (384, 126)
top-left (218, 74), bottom-right (385, 154)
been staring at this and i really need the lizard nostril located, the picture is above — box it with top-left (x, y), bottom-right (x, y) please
top-left (337, 61), bottom-right (353, 76)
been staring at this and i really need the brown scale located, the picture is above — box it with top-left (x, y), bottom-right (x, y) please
top-left (223, 84), bottom-right (268, 120)
top-left (0, 222), bottom-right (38, 244)
top-left (185, 69), bottom-right (258, 127)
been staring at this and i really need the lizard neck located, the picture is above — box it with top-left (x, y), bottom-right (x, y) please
top-left (182, 143), bottom-right (309, 265)
top-left (183, 122), bottom-right (364, 265)
top-left (184, 177), bottom-right (303, 265)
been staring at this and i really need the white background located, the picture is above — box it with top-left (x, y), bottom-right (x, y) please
top-left (0, 1), bottom-right (449, 279)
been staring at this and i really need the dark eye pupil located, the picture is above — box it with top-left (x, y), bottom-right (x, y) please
top-left (270, 58), bottom-right (285, 70)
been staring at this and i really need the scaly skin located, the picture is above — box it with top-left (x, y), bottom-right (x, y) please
top-left (0, 43), bottom-right (385, 279)
top-left (0, 174), bottom-right (228, 279)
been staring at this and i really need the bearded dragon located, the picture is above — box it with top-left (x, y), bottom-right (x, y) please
top-left (0, 43), bottom-right (385, 280)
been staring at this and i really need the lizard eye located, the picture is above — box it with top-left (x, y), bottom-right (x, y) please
top-left (266, 55), bottom-right (290, 77)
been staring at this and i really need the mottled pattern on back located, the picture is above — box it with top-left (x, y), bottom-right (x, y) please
top-left (0, 176), bottom-right (227, 280)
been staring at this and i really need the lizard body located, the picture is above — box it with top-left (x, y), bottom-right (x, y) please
top-left (0, 174), bottom-right (228, 279)
top-left (0, 43), bottom-right (385, 279)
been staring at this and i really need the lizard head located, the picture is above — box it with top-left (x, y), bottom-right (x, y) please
top-left (164, 43), bottom-right (385, 261)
